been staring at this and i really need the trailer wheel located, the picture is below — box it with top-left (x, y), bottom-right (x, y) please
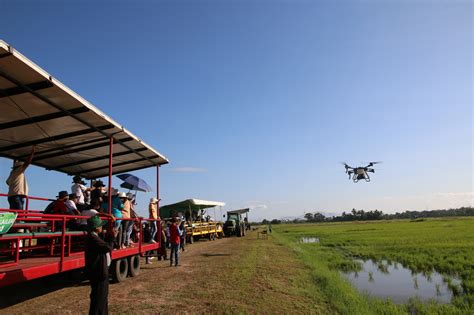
top-left (128, 255), bottom-right (140, 277)
top-left (111, 258), bottom-right (128, 283)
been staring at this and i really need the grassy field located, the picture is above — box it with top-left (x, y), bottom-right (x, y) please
top-left (272, 217), bottom-right (474, 314)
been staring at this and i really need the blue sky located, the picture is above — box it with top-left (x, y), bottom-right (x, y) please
top-left (1, 0), bottom-right (472, 220)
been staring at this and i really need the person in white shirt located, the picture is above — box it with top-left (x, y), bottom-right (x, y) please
top-left (71, 175), bottom-right (90, 207)
top-left (65, 194), bottom-right (80, 215)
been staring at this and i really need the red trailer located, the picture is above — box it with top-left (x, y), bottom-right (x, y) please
top-left (0, 40), bottom-right (169, 287)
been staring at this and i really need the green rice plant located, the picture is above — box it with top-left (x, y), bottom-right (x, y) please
top-left (273, 217), bottom-right (474, 314)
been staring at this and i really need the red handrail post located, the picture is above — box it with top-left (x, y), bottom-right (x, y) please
top-left (60, 216), bottom-right (66, 271)
top-left (25, 195), bottom-right (29, 211)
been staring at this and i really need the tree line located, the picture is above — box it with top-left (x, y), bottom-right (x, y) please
top-left (260, 207), bottom-right (474, 224)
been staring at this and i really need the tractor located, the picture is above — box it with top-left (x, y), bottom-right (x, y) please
top-left (223, 208), bottom-right (249, 237)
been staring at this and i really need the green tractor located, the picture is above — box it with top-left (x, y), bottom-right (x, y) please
top-left (223, 208), bottom-right (249, 237)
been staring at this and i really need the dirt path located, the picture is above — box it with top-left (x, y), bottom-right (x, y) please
top-left (1, 231), bottom-right (328, 314)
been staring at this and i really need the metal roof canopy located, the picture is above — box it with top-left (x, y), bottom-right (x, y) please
top-left (160, 199), bottom-right (226, 214)
top-left (0, 40), bottom-right (169, 179)
top-left (227, 208), bottom-right (250, 214)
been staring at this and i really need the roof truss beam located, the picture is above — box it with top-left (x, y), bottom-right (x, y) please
top-left (0, 80), bottom-right (53, 98)
top-left (16, 136), bottom-right (106, 159)
top-left (34, 137), bottom-right (134, 162)
top-left (0, 124), bottom-right (115, 151)
top-left (55, 147), bottom-right (148, 169)
top-left (0, 69), bottom-right (160, 166)
top-left (80, 156), bottom-right (158, 178)
top-left (0, 107), bottom-right (90, 130)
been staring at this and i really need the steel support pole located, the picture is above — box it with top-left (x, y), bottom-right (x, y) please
top-left (108, 137), bottom-right (113, 214)
top-left (156, 165), bottom-right (161, 244)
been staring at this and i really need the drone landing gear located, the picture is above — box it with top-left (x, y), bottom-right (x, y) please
top-left (365, 177), bottom-right (371, 182)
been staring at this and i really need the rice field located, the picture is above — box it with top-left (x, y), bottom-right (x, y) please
top-left (272, 217), bottom-right (474, 314)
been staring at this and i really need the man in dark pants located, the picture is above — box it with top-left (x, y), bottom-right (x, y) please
top-left (85, 215), bottom-right (116, 315)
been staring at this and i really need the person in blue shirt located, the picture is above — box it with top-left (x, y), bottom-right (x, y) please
top-left (101, 188), bottom-right (123, 248)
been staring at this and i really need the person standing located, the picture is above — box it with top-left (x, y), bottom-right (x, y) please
top-left (169, 217), bottom-right (182, 267)
top-left (6, 146), bottom-right (35, 210)
top-left (71, 175), bottom-right (90, 208)
top-left (158, 221), bottom-right (168, 261)
top-left (179, 220), bottom-right (186, 252)
top-left (148, 198), bottom-right (158, 243)
top-left (85, 215), bottom-right (115, 315)
top-left (125, 193), bottom-right (137, 247)
top-left (119, 192), bottom-right (131, 249)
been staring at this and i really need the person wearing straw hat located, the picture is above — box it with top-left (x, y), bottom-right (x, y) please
top-left (85, 215), bottom-right (116, 315)
top-left (6, 146), bottom-right (35, 210)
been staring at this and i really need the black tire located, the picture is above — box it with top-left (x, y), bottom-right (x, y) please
top-left (236, 227), bottom-right (242, 237)
top-left (128, 255), bottom-right (140, 277)
top-left (111, 258), bottom-right (128, 283)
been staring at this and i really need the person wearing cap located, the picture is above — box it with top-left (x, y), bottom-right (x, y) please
top-left (6, 146), bottom-right (35, 210)
top-left (71, 175), bottom-right (90, 207)
top-left (148, 198), bottom-right (158, 243)
top-left (85, 215), bottom-right (116, 315)
top-left (169, 217), bottom-right (182, 267)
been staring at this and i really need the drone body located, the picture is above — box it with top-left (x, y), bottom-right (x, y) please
top-left (343, 162), bottom-right (380, 183)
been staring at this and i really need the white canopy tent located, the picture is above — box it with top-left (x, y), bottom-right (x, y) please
top-left (159, 198), bottom-right (226, 220)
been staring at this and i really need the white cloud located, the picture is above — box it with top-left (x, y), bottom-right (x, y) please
top-left (170, 167), bottom-right (207, 173)
top-left (249, 204), bottom-right (268, 210)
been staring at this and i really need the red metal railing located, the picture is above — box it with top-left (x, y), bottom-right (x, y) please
top-left (0, 208), bottom-right (161, 271)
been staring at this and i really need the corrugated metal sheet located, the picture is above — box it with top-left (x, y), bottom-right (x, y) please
top-left (0, 40), bottom-right (169, 179)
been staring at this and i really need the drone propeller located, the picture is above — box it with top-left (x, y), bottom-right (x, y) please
top-left (341, 162), bottom-right (351, 173)
top-left (362, 161), bottom-right (382, 167)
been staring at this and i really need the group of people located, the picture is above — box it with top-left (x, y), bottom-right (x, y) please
top-left (147, 216), bottom-right (186, 267)
top-left (4, 149), bottom-right (189, 314)
top-left (42, 176), bottom-right (142, 249)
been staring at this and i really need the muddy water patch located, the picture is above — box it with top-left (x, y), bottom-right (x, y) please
top-left (342, 260), bottom-right (462, 304)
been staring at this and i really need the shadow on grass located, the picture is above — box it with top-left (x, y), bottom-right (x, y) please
top-left (201, 253), bottom-right (231, 257)
top-left (0, 270), bottom-right (89, 309)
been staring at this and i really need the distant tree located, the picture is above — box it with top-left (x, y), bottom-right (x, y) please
top-left (270, 219), bottom-right (282, 224)
top-left (313, 212), bottom-right (326, 222)
top-left (304, 213), bottom-right (314, 222)
top-left (262, 219), bottom-right (269, 225)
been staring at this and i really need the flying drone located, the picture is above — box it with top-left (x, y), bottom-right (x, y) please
top-left (343, 162), bottom-right (381, 183)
